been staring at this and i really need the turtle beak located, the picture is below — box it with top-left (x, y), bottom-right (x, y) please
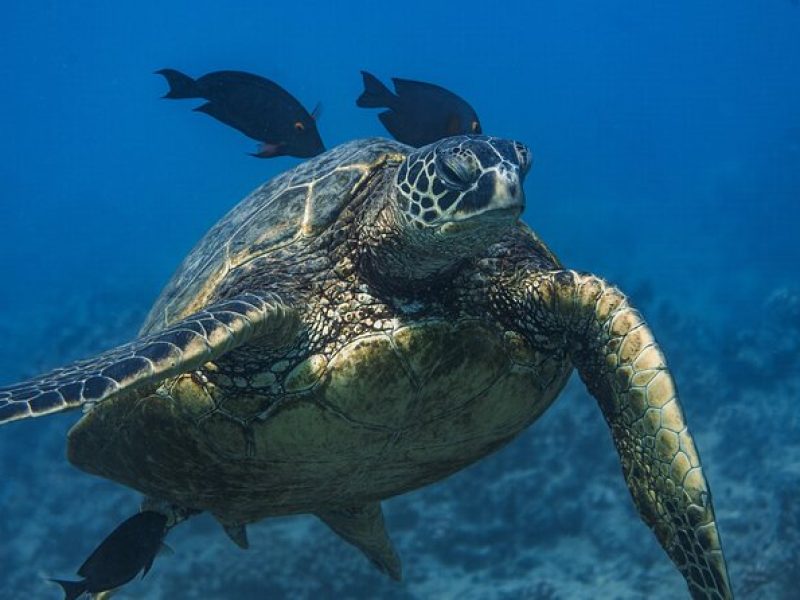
top-left (492, 168), bottom-right (525, 215)
top-left (438, 168), bottom-right (524, 234)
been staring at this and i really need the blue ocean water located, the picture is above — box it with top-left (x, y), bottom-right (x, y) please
top-left (0, 1), bottom-right (798, 598)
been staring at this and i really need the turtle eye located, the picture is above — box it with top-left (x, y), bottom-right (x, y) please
top-left (514, 142), bottom-right (532, 175)
top-left (294, 121), bottom-right (305, 132)
top-left (435, 152), bottom-right (478, 190)
top-left (471, 120), bottom-right (481, 134)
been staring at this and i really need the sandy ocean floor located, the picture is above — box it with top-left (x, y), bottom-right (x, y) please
top-left (0, 280), bottom-right (797, 599)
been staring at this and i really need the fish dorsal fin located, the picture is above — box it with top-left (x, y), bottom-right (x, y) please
top-left (316, 503), bottom-right (401, 581)
top-left (391, 77), bottom-right (454, 98)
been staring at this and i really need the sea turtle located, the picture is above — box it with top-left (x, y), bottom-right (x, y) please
top-left (0, 136), bottom-right (732, 599)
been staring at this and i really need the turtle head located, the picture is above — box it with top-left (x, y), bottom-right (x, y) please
top-left (395, 135), bottom-right (530, 232)
top-left (365, 136), bottom-right (531, 284)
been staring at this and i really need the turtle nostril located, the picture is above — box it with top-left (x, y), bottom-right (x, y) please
top-left (508, 184), bottom-right (518, 197)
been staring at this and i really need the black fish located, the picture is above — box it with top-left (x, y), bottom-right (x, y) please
top-left (51, 511), bottom-right (169, 600)
top-left (356, 71), bottom-right (481, 147)
top-left (156, 69), bottom-right (325, 159)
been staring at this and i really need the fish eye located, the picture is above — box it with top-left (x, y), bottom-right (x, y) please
top-left (471, 121), bottom-right (481, 133)
top-left (294, 121), bottom-right (305, 132)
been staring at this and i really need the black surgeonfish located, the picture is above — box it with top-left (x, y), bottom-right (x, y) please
top-left (51, 511), bottom-right (169, 600)
top-left (156, 69), bottom-right (325, 158)
top-left (356, 71), bottom-right (482, 147)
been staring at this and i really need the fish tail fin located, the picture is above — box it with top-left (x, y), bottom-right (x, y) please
top-left (155, 68), bottom-right (198, 99)
top-left (356, 71), bottom-right (396, 108)
top-left (50, 578), bottom-right (87, 600)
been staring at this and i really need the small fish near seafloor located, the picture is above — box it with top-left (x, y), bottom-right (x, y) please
top-left (51, 511), bottom-right (169, 600)
top-left (156, 69), bottom-right (325, 159)
top-left (356, 71), bottom-right (482, 147)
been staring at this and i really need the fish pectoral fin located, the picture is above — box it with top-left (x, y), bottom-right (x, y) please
top-left (316, 502), bottom-right (402, 581)
top-left (250, 142), bottom-right (286, 158)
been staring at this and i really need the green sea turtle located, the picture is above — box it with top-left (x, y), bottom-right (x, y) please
top-left (0, 136), bottom-right (732, 598)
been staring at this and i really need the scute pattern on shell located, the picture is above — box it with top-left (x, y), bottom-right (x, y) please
top-left (141, 138), bottom-right (409, 336)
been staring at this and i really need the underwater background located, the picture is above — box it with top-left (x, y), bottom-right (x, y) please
top-left (0, 1), bottom-right (798, 598)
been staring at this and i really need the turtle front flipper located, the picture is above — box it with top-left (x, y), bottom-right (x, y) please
top-left (0, 293), bottom-right (298, 425)
top-left (504, 270), bottom-right (733, 600)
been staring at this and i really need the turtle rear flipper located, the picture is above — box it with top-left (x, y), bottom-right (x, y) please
top-left (506, 270), bottom-right (733, 600)
top-left (317, 503), bottom-right (401, 581)
top-left (0, 293), bottom-right (298, 425)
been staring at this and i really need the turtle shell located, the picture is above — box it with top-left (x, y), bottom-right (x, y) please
top-left (141, 138), bottom-right (408, 335)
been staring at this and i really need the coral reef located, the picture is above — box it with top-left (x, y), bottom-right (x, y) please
top-left (1, 282), bottom-right (798, 598)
